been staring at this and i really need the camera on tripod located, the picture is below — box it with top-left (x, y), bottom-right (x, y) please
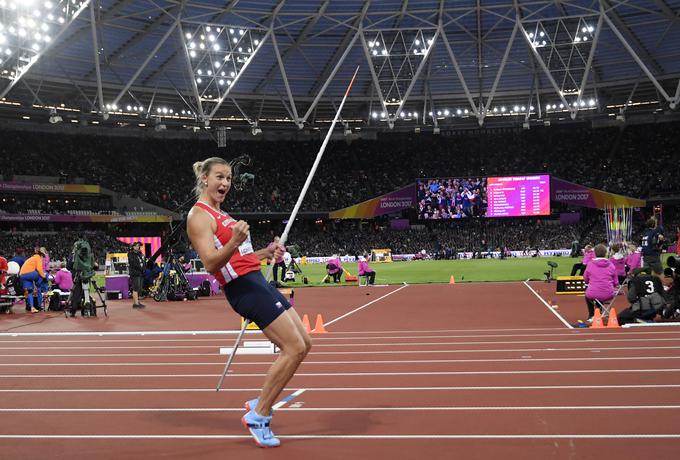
top-left (544, 261), bottom-right (558, 282)
top-left (152, 248), bottom-right (198, 302)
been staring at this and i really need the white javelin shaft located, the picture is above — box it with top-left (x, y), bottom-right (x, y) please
top-left (264, 65), bottom-right (359, 279)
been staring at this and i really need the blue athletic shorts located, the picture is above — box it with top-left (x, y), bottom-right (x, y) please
top-left (223, 271), bottom-right (292, 329)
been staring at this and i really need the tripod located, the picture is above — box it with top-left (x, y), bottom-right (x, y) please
top-left (67, 276), bottom-right (108, 317)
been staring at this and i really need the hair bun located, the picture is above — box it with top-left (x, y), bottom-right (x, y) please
top-left (192, 161), bottom-right (203, 178)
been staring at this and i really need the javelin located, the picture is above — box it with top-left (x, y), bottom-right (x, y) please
top-left (216, 65), bottom-right (360, 391)
top-left (275, 65), bottom-right (360, 249)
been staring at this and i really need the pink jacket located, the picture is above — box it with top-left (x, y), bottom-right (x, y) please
top-left (609, 254), bottom-right (626, 277)
top-left (582, 249), bottom-right (594, 266)
top-left (327, 258), bottom-right (341, 274)
top-left (42, 254), bottom-right (50, 275)
top-left (357, 260), bottom-right (374, 275)
top-left (584, 258), bottom-right (618, 301)
top-left (53, 268), bottom-right (73, 291)
top-left (626, 251), bottom-right (641, 272)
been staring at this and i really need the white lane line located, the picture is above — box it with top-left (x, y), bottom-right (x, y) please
top-left (324, 283), bottom-right (409, 327)
top-left (0, 330), bottom-right (259, 338)
top-left (2, 355), bottom-right (680, 366)
top-left (2, 368), bottom-right (680, 378)
top-left (5, 384), bottom-right (680, 393)
top-left (1, 405), bottom-right (679, 412)
top-left (2, 329), bottom-right (679, 343)
top-left (523, 281), bottom-right (573, 329)
top-left (4, 344), bottom-right (680, 358)
top-left (272, 389), bottom-right (306, 410)
top-left (623, 322), bottom-right (680, 328)
top-left (4, 336), bottom-right (680, 350)
top-left (0, 434), bottom-right (679, 439)
top-left (0, 326), bottom-right (636, 338)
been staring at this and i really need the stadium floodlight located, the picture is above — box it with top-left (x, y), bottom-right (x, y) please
top-left (48, 107), bottom-right (62, 124)
top-left (0, 0), bottom-right (88, 99)
top-left (182, 22), bottom-right (267, 118)
top-left (588, 98), bottom-right (596, 107)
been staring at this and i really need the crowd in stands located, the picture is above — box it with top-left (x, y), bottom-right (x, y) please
top-left (0, 194), bottom-right (114, 215)
top-left (251, 213), bottom-right (604, 257)
top-left (2, 121), bottom-right (680, 215)
top-left (0, 231), bottom-right (130, 266)
top-left (417, 178), bottom-right (487, 219)
top-left (2, 212), bottom-right (677, 269)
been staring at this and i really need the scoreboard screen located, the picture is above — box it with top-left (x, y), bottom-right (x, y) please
top-left (486, 175), bottom-right (550, 217)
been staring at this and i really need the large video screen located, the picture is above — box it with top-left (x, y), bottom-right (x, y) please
top-left (486, 175), bottom-right (550, 217)
top-left (416, 178), bottom-right (487, 219)
top-left (416, 175), bottom-right (550, 219)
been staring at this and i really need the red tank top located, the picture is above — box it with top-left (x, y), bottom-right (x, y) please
top-left (193, 202), bottom-right (261, 286)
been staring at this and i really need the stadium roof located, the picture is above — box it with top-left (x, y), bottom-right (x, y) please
top-left (1, 0), bottom-right (679, 132)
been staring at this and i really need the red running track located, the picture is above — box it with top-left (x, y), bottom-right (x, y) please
top-left (1, 282), bottom-right (680, 459)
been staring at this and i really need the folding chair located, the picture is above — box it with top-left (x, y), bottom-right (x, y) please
top-left (594, 278), bottom-right (628, 318)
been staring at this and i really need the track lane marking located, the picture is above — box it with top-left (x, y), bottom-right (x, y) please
top-left (523, 280), bottom-right (572, 329)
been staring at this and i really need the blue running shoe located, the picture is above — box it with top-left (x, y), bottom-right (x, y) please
top-left (244, 397), bottom-right (259, 412)
top-left (241, 410), bottom-right (280, 448)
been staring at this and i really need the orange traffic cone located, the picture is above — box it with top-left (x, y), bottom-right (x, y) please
top-left (302, 314), bottom-right (311, 333)
top-left (312, 314), bottom-right (328, 334)
top-left (591, 308), bottom-right (605, 329)
top-left (607, 308), bottom-right (620, 328)
top-left (449, 275), bottom-right (455, 285)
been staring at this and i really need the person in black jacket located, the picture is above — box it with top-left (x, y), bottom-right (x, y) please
top-left (128, 242), bottom-right (146, 309)
top-left (616, 270), bottom-right (667, 324)
top-left (641, 217), bottom-right (664, 274)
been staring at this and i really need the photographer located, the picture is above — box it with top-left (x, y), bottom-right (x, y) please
top-left (641, 217), bottom-right (664, 274)
top-left (128, 242), bottom-right (146, 309)
top-left (661, 256), bottom-right (680, 320)
top-left (616, 269), bottom-right (666, 324)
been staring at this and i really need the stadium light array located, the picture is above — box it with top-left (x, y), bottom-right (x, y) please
top-left (544, 98), bottom-right (597, 112)
top-left (0, 0), bottom-right (87, 80)
top-left (184, 23), bottom-right (263, 102)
